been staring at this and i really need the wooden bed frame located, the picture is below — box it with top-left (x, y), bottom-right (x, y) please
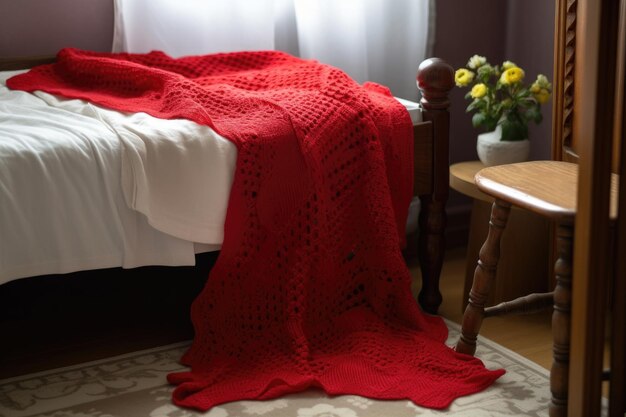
top-left (0, 55), bottom-right (454, 375)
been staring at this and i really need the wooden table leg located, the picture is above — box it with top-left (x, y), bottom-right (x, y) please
top-left (456, 199), bottom-right (511, 356)
top-left (550, 222), bottom-right (573, 417)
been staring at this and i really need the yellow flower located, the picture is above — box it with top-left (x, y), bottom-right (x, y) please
top-left (467, 55), bottom-right (487, 70)
top-left (500, 67), bottom-right (525, 85)
top-left (534, 88), bottom-right (551, 104)
top-left (470, 83), bottom-right (488, 98)
top-left (502, 60), bottom-right (517, 70)
top-left (455, 68), bottom-right (475, 87)
top-left (456, 55), bottom-right (552, 135)
top-left (536, 74), bottom-right (551, 88)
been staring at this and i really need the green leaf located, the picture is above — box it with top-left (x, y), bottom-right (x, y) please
top-left (525, 105), bottom-right (543, 124)
top-left (472, 112), bottom-right (487, 128)
top-left (466, 99), bottom-right (483, 112)
top-left (484, 117), bottom-right (499, 132)
top-left (500, 116), bottom-right (528, 141)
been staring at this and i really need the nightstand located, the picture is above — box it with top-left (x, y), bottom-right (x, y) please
top-left (449, 161), bottom-right (551, 311)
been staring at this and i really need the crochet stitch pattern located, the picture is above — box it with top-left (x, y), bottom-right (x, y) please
top-left (9, 48), bottom-right (504, 411)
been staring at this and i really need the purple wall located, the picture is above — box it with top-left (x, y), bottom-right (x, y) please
top-left (505, 0), bottom-right (555, 162)
top-left (0, 0), bottom-right (113, 57)
top-left (434, 0), bottom-right (555, 165)
top-left (434, 0), bottom-right (555, 221)
top-left (433, 0), bottom-right (508, 169)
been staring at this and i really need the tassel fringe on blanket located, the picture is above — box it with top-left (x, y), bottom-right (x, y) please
top-left (8, 48), bottom-right (504, 411)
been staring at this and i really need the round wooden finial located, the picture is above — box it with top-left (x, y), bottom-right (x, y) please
top-left (416, 58), bottom-right (454, 111)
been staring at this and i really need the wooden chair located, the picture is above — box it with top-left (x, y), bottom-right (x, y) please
top-left (455, 0), bottom-right (626, 415)
top-left (455, 160), bottom-right (618, 417)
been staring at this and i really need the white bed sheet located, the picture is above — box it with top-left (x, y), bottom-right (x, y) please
top-left (0, 70), bottom-right (236, 285)
top-left (0, 69), bottom-right (422, 286)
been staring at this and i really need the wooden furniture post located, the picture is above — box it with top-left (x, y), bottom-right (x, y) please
top-left (550, 222), bottom-right (573, 417)
top-left (450, 161), bottom-right (551, 312)
top-left (568, 0), bottom-right (620, 415)
top-left (553, 0), bottom-right (626, 414)
top-left (552, 0), bottom-right (578, 163)
top-left (416, 58), bottom-right (454, 314)
top-left (456, 199), bottom-right (511, 355)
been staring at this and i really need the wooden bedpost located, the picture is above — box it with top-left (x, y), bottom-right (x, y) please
top-left (416, 58), bottom-right (454, 314)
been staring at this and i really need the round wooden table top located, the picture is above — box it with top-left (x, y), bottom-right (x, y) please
top-left (449, 161), bottom-right (493, 202)
top-left (475, 160), bottom-right (619, 222)
top-left (450, 160), bottom-right (619, 222)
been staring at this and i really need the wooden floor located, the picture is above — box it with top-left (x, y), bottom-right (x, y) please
top-left (432, 247), bottom-right (615, 399)
top-left (0, 246), bottom-right (556, 380)
top-left (413, 247), bottom-right (553, 370)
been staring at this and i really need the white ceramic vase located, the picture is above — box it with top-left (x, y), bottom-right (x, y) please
top-left (476, 125), bottom-right (530, 167)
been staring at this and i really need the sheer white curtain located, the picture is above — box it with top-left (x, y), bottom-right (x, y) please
top-left (112, 0), bottom-right (277, 55)
top-left (112, 0), bottom-right (433, 100)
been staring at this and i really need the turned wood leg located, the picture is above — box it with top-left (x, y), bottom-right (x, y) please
top-left (550, 223), bottom-right (573, 417)
top-left (417, 195), bottom-right (446, 314)
top-left (456, 199), bottom-right (511, 356)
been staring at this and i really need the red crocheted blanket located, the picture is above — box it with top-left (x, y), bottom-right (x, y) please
top-left (9, 48), bottom-right (503, 410)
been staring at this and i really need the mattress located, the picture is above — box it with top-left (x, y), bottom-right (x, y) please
top-left (0, 70), bottom-right (421, 285)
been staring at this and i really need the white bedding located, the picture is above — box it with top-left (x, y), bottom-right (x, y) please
top-left (0, 70), bottom-right (236, 284)
top-left (0, 70), bottom-right (421, 285)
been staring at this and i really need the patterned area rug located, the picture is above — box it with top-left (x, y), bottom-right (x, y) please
top-left (0, 320), bottom-right (552, 417)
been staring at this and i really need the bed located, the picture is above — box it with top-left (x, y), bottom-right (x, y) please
top-left (0, 52), bottom-right (453, 369)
